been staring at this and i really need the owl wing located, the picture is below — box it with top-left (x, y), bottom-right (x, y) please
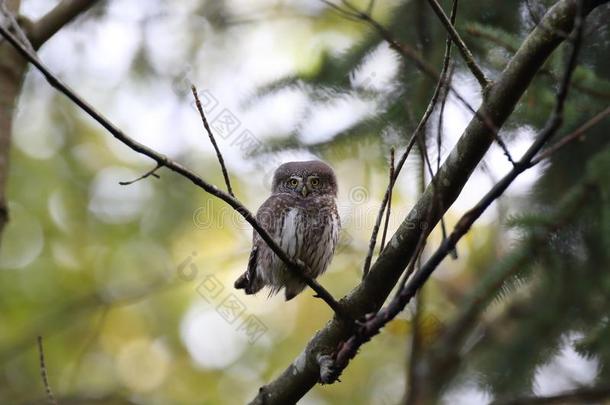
top-left (234, 193), bottom-right (295, 295)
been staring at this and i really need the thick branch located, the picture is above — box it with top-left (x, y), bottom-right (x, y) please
top-left (27, 0), bottom-right (99, 49)
top-left (0, 0), bottom-right (27, 247)
top-left (249, 1), bottom-right (601, 403)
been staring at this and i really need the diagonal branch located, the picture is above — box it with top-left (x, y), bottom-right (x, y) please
top-left (248, 1), bottom-right (600, 402)
top-left (27, 0), bottom-right (100, 49)
top-left (328, 0), bottom-right (586, 383)
top-left (425, 0), bottom-right (489, 88)
top-left (0, 23), bottom-right (350, 322)
top-left (378, 147), bottom-right (394, 252)
top-left (37, 336), bottom-right (57, 405)
top-left (493, 384), bottom-right (610, 405)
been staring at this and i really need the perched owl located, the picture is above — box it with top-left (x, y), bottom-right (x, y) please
top-left (234, 160), bottom-right (340, 300)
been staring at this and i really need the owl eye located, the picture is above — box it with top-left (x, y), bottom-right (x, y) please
top-left (310, 178), bottom-right (320, 187)
top-left (288, 178), bottom-right (299, 188)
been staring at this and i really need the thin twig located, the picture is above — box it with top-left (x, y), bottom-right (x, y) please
top-left (379, 147), bottom-right (395, 252)
top-left (191, 85), bottom-right (235, 197)
top-left (436, 65), bottom-right (457, 258)
top-left (0, 24), bottom-right (350, 322)
top-left (493, 384), bottom-right (610, 405)
top-left (425, 0), bottom-right (489, 88)
top-left (531, 106), bottom-right (610, 165)
top-left (37, 336), bottom-right (57, 405)
top-left (327, 2), bottom-right (586, 380)
top-left (361, 0), bottom-right (459, 277)
top-left (118, 163), bottom-right (162, 185)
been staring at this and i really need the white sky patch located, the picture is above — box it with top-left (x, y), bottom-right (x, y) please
top-left (534, 332), bottom-right (600, 396)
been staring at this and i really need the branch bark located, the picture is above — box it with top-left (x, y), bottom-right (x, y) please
top-left (0, 0), bottom-right (99, 246)
top-left (0, 0), bottom-right (26, 248)
top-left (27, 0), bottom-right (100, 49)
top-left (248, 1), bottom-right (605, 403)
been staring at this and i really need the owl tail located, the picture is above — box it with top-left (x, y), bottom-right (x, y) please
top-left (234, 247), bottom-right (264, 294)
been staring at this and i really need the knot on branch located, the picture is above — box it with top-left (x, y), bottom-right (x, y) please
top-left (316, 353), bottom-right (338, 384)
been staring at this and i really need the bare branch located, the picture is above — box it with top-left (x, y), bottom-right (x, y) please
top-left (531, 105), bottom-right (610, 164)
top-left (118, 163), bottom-right (162, 186)
top-left (379, 147), bottom-right (394, 252)
top-left (425, 0), bottom-right (489, 88)
top-left (493, 384), bottom-right (610, 405)
top-left (191, 85), bottom-right (235, 197)
top-left (327, 1), bottom-right (586, 381)
top-left (37, 336), bottom-right (57, 405)
top-left (28, 0), bottom-right (99, 49)
top-left (0, 23), bottom-right (350, 322)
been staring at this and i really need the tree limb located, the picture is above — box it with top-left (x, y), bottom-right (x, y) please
top-left (27, 0), bottom-right (100, 49)
top-left (328, 0), bottom-right (586, 384)
top-left (248, 1), bottom-right (602, 403)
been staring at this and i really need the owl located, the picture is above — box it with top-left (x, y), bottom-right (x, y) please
top-left (234, 160), bottom-right (341, 300)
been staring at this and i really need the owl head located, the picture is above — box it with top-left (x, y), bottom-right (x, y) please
top-left (272, 160), bottom-right (338, 198)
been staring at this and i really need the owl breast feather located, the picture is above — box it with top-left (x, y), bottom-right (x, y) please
top-left (276, 201), bottom-right (340, 279)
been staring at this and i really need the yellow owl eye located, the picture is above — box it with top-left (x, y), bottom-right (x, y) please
top-left (310, 178), bottom-right (320, 187)
top-left (288, 178), bottom-right (299, 188)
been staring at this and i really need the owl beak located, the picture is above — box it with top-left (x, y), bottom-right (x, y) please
top-left (301, 185), bottom-right (309, 197)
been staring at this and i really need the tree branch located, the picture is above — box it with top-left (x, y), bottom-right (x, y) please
top-left (378, 147), bottom-right (394, 252)
top-left (27, 0), bottom-right (100, 49)
top-left (37, 336), bottom-right (57, 405)
top-left (248, 1), bottom-right (600, 402)
top-left (493, 385), bottom-right (610, 405)
top-left (0, 0), bottom-right (28, 248)
top-left (531, 105), bottom-right (610, 164)
top-left (0, 23), bottom-right (351, 322)
top-left (327, 0), bottom-right (586, 383)
top-left (425, 0), bottom-right (489, 88)
top-left (191, 84), bottom-right (235, 197)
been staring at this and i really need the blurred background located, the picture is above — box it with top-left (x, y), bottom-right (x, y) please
top-left (1, 0), bottom-right (609, 404)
